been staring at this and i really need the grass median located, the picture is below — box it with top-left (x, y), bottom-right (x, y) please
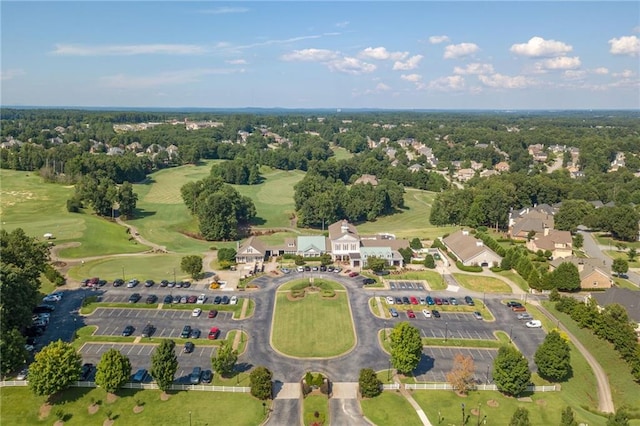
top-left (453, 274), bottom-right (512, 293)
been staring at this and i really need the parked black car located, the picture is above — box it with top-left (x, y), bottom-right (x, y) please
top-left (464, 296), bottom-right (475, 306)
top-left (141, 323), bottom-right (155, 338)
top-left (145, 294), bottom-right (158, 304)
top-left (362, 278), bottom-right (376, 285)
top-left (183, 342), bottom-right (195, 353)
top-left (122, 325), bottom-right (135, 336)
top-left (180, 325), bottom-right (192, 338)
top-left (163, 295), bottom-right (173, 304)
top-left (80, 363), bottom-right (94, 380)
top-left (201, 369), bottom-right (213, 383)
top-left (213, 296), bottom-right (222, 305)
top-left (128, 293), bottom-right (141, 303)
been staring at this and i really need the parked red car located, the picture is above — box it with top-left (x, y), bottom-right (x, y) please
top-left (208, 327), bottom-right (220, 340)
top-left (434, 297), bottom-right (443, 305)
top-left (208, 309), bottom-right (218, 318)
top-left (512, 305), bottom-right (527, 312)
top-left (407, 309), bottom-right (416, 319)
top-left (348, 272), bottom-right (359, 277)
top-left (409, 296), bottom-right (419, 305)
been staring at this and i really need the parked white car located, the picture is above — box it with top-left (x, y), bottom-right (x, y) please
top-left (196, 294), bottom-right (207, 304)
top-left (525, 320), bottom-right (542, 328)
top-left (386, 296), bottom-right (394, 305)
top-left (42, 295), bottom-right (60, 303)
top-left (422, 309), bottom-right (431, 318)
top-left (192, 308), bottom-right (202, 317)
top-left (230, 296), bottom-right (238, 305)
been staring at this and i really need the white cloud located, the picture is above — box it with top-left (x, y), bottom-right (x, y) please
top-left (591, 67), bottom-right (609, 75)
top-left (401, 73), bottom-right (422, 83)
top-left (335, 21), bottom-right (350, 28)
top-left (100, 68), bottom-right (244, 89)
top-left (563, 70), bottom-right (587, 80)
top-left (478, 73), bottom-right (534, 89)
top-left (427, 75), bottom-right (465, 91)
top-left (327, 56), bottom-right (376, 75)
top-left (633, 26), bottom-right (640, 34)
top-left (281, 49), bottom-right (338, 62)
top-left (234, 33), bottom-right (339, 50)
top-left (535, 56), bottom-right (581, 71)
top-left (359, 47), bottom-right (408, 61)
top-left (453, 63), bottom-right (494, 75)
top-left (376, 82), bottom-right (391, 91)
top-left (510, 36), bottom-right (572, 57)
top-left (609, 35), bottom-right (640, 56)
top-left (392, 55), bottom-right (423, 70)
top-left (429, 35), bottom-right (450, 44)
top-left (613, 69), bottom-right (636, 78)
top-left (225, 59), bottom-right (248, 65)
top-left (52, 43), bottom-right (207, 56)
top-left (198, 7), bottom-right (249, 15)
top-left (0, 69), bottom-right (25, 81)
top-left (443, 43), bottom-right (479, 59)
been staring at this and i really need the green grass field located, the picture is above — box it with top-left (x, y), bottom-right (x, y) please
top-left (1, 170), bottom-right (146, 258)
top-left (0, 386), bottom-right (266, 425)
top-left (497, 270), bottom-right (530, 291)
top-left (360, 391), bottom-right (422, 426)
top-left (303, 394), bottom-right (329, 425)
top-left (389, 270), bottom-right (447, 290)
top-left (67, 254), bottom-right (187, 282)
top-left (452, 274), bottom-right (513, 293)
top-left (271, 290), bottom-right (355, 358)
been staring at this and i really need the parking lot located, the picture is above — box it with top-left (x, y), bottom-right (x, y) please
top-left (79, 342), bottom-right (216, 383)
top-left (388, 280), bottom-right (426, 291)
top-left (413, 347), bottom-right (498, 383)
top-left (87, 307), bottom-right (237, 338)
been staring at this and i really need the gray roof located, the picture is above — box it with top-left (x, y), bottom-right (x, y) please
top-left (443, 230), bottom-right (500, 263)
top-left (591, 288), bottom-right (640, 323)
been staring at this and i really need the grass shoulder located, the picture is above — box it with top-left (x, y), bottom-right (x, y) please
top-left (453, 273), bottom-right (512, 293)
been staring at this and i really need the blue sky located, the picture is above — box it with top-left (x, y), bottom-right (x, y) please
top-left (1, 1), bottom-right (639, 109)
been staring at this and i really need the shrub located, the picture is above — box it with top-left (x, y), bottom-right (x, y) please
top-left (313, 373), bottom-right (324, 387)
top-left (456, 261), bottom-right (483, 272)
top-left (320, 380), bottom-right (330, 395)
top-left (44, 264), bottom-right (66, 286)
top-left (359, 368), bottom-right (382, 398)
top-left (489, 266), bottom-right (503, 273)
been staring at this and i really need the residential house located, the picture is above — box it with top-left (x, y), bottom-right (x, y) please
top-left (549, 257), bottom-right (612, 290)
top-left (589, 288), bottom-right (640, 339)
top-left (442, 230), bottom-right (502, 267)
top-left (328, 220), bottom-right (361, 262)
top-left (456, 168), bottom-right (475, 182)
top-left (526, 229), bottom-right (573, 259)
top-left (235, 236), bottom-right (266, 264)
top-left (354, 174), bottom-right (379, 186)
top-left (509, 207), bottom-right (556, 239)
top-left (296, 236), bottom-right (328, 257)
top-left (106, 147), bottom-right (124, 156)
top-left (408, 164), bottom-right (424, 173)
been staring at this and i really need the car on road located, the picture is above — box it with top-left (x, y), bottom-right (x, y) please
top-left (33, 304), bottom-right (55, 313)
top-left (472, 311), bottom-right (483, 320)
top-left (409, 296), bottom-right (419, 305)
top-left (230, 296), bottom-right (238, 305)
top-left (144, 280), bottom-right (154, 287)
top-left (17, 368), bottom-right (28, 380)
top-left (183, 342), bottom-right (195, 353)
top-left (208, 327), bottom-right (220, 340)
top-left (190, 329), bottom-right (201, 339)
top-left (122, 325), bottom-right (135, 336)
top-left (512, 305), bottom-right (527, 312)
top-left (208, 309), bottom-right (218, 318)
top-left (407, 309), bottom-right (416, 319)
top-left (196, 294), bottom-right (207, 304)
top-left (163, 295), bottom-right (173, 304)
top-left (517, 313), bottom-right (533, 321)
top-left (526, 320), bottom-right (542, 328)
top-left (389, 308), bottom-right (398, 318)
top-left (181, 325), bottom-right (192, 338)
top-left (281, 267), bottom-right (291, 274)
top-left (213, 296), bottom-right (222, 305)
top-left (42, 294), bottom-right (61, 303)
top-left (362, 278), bottom-right (376, 285)
top-left (201, 369), bottom-right (213, 383)
top-left (426, 296), bottom-right (435, 306)
top-left (132, 369), bottom-right (147, 383)
top-left (190, 367), bottom-right (202, 384)
top-left (145, 294), bottom-right (157, 304)
top-left (80, 363), bottom-right (94, 380)
top-left (506, 301), bottom-right (522, 308)
top-left (192, 308), bottom-right (202, 317)
top-left (141, 323), bottom-right (155, 338)
top-left (348, 271), bottom-right (359, 277)
top-left (422, 309), bottom-right (431, 318)
top-left (386, 296), bottom-right (394, 305)
top-left (432, 310), bottom-right (441, 318)
top-left (127, 279), bottom-right (139, 288)
top-left (128, 293), bottom-right (141, 303)
top-left (464, 296), bottom-right (475, 306)
top-left (221, 296), bottom-right (230, 305)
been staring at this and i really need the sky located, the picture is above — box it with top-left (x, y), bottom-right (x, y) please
top-left (1, 1), bottom-right (639, 110)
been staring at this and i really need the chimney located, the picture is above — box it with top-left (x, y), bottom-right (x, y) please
top-left (341, 220), bottom-right (349, 234)
top-left (543, 225), bottom-right (549, 237)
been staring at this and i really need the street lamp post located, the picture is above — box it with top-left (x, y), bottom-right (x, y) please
top-left (122, 266), bottom-right (125, 281)
top-left (445, 322), bottom-right (448, 342)
top-left (189, 410), bottom-right (192, 426)
top-left (388, 359), bottom-right (391, 381)
top-left (486, 364), bottom-right (490, 384)
top-left (509, 326), bottom-right (513, 342)
top-left (461, 403), bottom-right (465, 426)
top-left (476, 403), bottom-right (482, 426)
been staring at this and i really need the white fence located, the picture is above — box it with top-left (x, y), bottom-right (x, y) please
top-left (404, 383), bottom-right (559, 392)
top-left (0, 380), bottom-right (250, 393)
top-left (382, 383), bottom-right (400, 390)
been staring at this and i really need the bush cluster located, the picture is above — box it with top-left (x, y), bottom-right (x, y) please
top-left (455, 261), bottom-right (483, 273)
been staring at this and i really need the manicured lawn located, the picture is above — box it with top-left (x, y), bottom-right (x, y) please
top-left (595, 233), bottom-right (640, 249)
top-left (1, 170), bottom-right (145, 258)
top-left (303, 394), bottom-right (329, 425)
top-left (543, 301), bottom-right (640, 416)
top-left (612, 278), bottom-right (640, 290)
top-left (271, 290), bottom-right (355, 357)
top-left (330, 145), bottom-right (354, 160)
top-left (452, 274), bottom-right (512, 293)
top-left (388, 270), bottom-right (447, 290)
top-left (277, 279), bottom-right (346, 291)
top-left (356, 188), bottom-right (458, 240)
top-left (0, 386), bottom-right (266, 425)
top-left (497, 270), bottom-right (530, 291)
top-left (360, 391), bottom-right (422, 426)
top-left (605, 250), bottom-right (640, 268)
top-left (67, 254), bottom-right (187, 282)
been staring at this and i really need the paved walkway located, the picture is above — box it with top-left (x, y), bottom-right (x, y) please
top-left (396, 378), bottom-right (433, 426)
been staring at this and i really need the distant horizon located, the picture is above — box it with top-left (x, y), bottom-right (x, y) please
top-left (2, 2), bottom-right (638, 109)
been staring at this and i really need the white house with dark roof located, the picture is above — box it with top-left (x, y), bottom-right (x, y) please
top-left (329, 220), bottom-right (360, 262)
top-left (442, 230), bottom-right (502, 267)
top-left (235, 236), bottom-right (266, 264)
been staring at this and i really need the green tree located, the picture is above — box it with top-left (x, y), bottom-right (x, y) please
top-left (410, 238), bottom-right (423, 250)
top-left (555, 200), bottom-right (594, 233)
top-left (572, 233), bottom-right (584, 250)
top-left (28, 340), bottom-right (82, 401)
top-left (249, 366), bottom-right (272, 400)
top-left (367, 256), bottom-right (386, 273)
top-left (319, 253), bottom-right (332, 266)
top-left (0, 328), bottom-right (28, 376)
top-left (150, 339), bottom-right (178, 394)
top-left (560, 406), bottom-right (578, 426)
top-left (551, 262), bottom-right (581, 292)
top-left (534, 331), bottom-right (571, 382)
top-left (180, 255), bottom-right (203, 280)
top-left (628, 248), bottom-right (637, 262)
top-left (217, 248), bottom-right (237, 263)
top-left (493, 345), bottom-right (531, 396)
top-left (612, 258), bottom-right (629, 276)
top-left (95, 348), bottom-right (132, 394)
top-left (423, 254), bottom-right (436, 269)
top-left (117, 181), bottom-right (138, 219)
top-left (509, 407), bottom-right (531, 426)
top-left (390, 322), bottom-right (422, 374)
top-left (211, 341), bottom-right (238, 378)
top-left (607, 408), bottom-right (630, 426)
top-left (358, 368), bottom-right (382, 398)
